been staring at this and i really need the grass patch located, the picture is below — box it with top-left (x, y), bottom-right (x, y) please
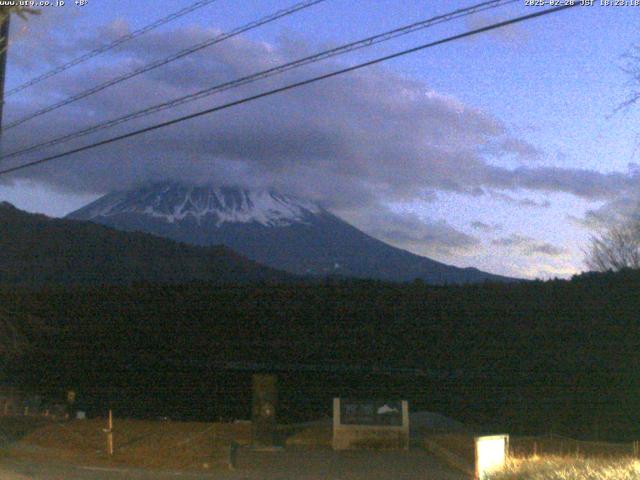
top-left (487, 455), bottom-right (640, 480)
top-left (424, 433), bottom-right (475, 464)
top-left (423, 433), bottom-right (475, 476)
top-left (0, 417), bottom-right (50, 446)
top-left (3, 417), bottom-right (252, 471)
top-left (282, 422), bottom-right (332, 447)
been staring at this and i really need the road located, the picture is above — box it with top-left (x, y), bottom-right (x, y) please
top-left (0, 447), bottom-right (470, 479)
top-left (0, 459), bottom-right (237, 480)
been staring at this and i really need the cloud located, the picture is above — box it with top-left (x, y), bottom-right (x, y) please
top-left (470, 221), bottom-right (501, 233)
top-left (4, 23), bottom-right (638, 207)
top-left (571, 198), bottom-right (640, 232)
top-left (360, 209), bottom-right (481, 258)
top-left (492, 234), bottom-right (567, 257)
top-left (489, 191), bottom-right (551, 208)
top-left (3, 19), bottom-right (639, 262)
top-left (499, 138), bottom-right (542, 159)
top-left (482, 137), bottom-right (542, 161)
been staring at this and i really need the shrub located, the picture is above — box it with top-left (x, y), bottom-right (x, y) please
top-left (487, 455), bottom-right (640, 480)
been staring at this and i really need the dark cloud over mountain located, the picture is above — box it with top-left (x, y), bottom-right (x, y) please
top-left (3, 17), bottom-right (638, 259)
top-left (6, 21), bottom-right (636, 197)
top-left (492, 234), bottom-right (567, 257)
top-left (471, 221), bottom-right (501, 233)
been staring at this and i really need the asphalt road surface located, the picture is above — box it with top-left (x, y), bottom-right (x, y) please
top-left (0, 447), bottom-right (470, 480)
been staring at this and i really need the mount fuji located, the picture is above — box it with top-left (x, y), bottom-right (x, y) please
top-left (67, 182), bottom-right (512, 284)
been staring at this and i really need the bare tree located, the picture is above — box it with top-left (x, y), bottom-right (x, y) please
top-left (619, 44), bottom-right (640, 112)
top-left (586, 219), bottom-right (640, 272)
top-left (587, 46), bottom-right (640, 272)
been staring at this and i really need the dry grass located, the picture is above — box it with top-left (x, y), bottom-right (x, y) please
top-left (424, 433), bottom-right (475, 464)
top-left (282, 421), bottom-right (332, 447)
top-left (423, 433), bottom-right (476, 476)
top-left (487, 455), bottom-right (640, 480)
top-left (3, 417), bottom-right (252, 471)
top-left (0, 416), bottom-right (49, 445)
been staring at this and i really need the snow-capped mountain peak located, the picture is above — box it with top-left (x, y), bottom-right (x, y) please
top-left (74, 183), bottom-right (322, 227)
top-left (68, 181), bottom-right (513, 284)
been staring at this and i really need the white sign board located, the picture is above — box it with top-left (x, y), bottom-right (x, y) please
top-left (475, 434), bottom-right (508, 480)
top-left (332, 398), bottom-right (409, 450)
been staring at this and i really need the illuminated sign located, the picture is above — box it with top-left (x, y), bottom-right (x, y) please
top-left (475, 434), bottom-right (509, 480)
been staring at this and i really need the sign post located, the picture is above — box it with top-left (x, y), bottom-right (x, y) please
top-left (251, 374), bottom-right (278, 448)
top-left (332, 398), bottom-right (409, 450)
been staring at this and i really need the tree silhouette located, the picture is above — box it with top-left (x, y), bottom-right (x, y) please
top-left (619, 44), bottom-right (640, 112)
top-left (586, 218), bottom-right (640, 271)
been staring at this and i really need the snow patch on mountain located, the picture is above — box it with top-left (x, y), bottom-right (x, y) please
top-left (75, 183), bottom-right (322, 227)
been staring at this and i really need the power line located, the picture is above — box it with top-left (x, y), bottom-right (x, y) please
top-left (0, 12), bottom-right (10, 131)
top-left (2, 0), bottom-right (328, 131)
top-left (0, 4), bottom-right (579, 178)
top-left (1, 0), bottom-right (516, 160)
top-left (3, 0), bottom-right (221, 98)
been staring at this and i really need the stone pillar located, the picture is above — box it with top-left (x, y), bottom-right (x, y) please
top-left (251, 374), bottom-right (277, 447)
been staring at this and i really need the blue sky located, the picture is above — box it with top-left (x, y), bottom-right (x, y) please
top-left (1, 0), bottom-right (639, 279)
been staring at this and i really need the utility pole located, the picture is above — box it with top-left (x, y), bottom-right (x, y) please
top-left (0, 11), bottom-right (10, 134)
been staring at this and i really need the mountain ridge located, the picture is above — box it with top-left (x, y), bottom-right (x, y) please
top-left (67, 182), bottom-right (515, 284)
top-left (0, 201), bottom-right (291, 286)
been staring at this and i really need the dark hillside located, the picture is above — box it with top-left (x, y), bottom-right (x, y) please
top-left (3, 270), bottom-right (639, 440)
top-left (0, 202), bottom-right (291, 286)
